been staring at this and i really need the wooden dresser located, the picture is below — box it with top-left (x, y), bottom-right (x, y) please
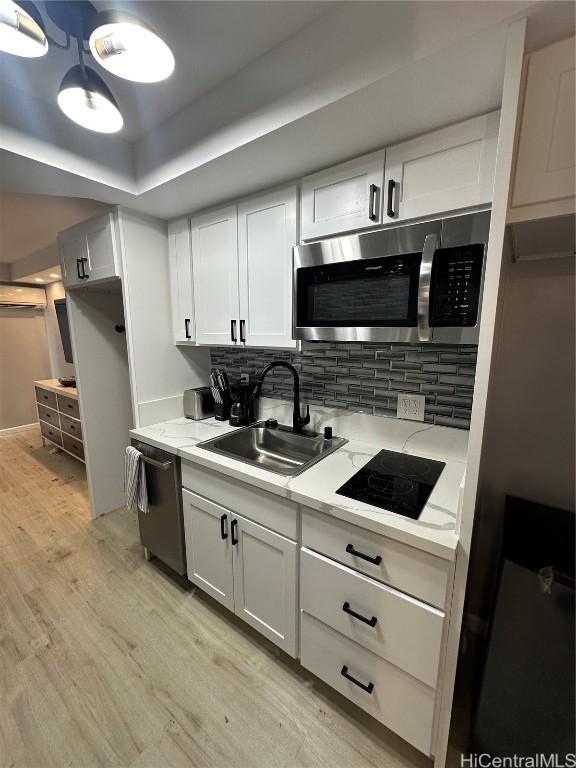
top-left (34, 379), bottom-right (84, 463)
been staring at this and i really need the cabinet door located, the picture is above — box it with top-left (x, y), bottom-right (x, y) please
top-left (182, 489), bottom-right (234, 611)
top-left (511, 36), bottom-right (575, 213)
top-left (238, 187), bottom-right (297, 349)
top-left (301, 150), bottom-right (385, 240)
top-left (59, 231), bottom-right (87, 289)
top-left (84, 212), bottom-right (119, 283)
top-left (232, 513), bottom-right (297, 657)
top-left (384, 112), bottom-right (499, 225)
top-left (191, 205), bottom-right (240, 346)
top-left (168, 219), bottom-right (195, 344)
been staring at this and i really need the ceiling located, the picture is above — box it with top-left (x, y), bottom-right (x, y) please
top-left (13, 265), bottom-right (62, 284)
top-left (0, 1), bottom-right (335, 141)
top-left (0, 0), bottom-right (574, 268)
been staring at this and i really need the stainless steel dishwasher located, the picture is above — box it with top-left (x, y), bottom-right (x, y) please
top-left (130, 440), bottom-right (186, 575)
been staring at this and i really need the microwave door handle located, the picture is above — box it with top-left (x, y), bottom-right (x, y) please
top-left (417, 233), bottom-right (438, 342)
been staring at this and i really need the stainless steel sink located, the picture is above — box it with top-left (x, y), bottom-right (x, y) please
top-left (198, 422), bottom-right (347, 477)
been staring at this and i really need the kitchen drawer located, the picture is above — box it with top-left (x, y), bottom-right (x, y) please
top-left (181, 461), bottom-right (297, 540)
top-left (57, 393), bottom-right (80, 420)
top-left (40, 420), bottom-right (62, 446)
top-left (59, 413), bottom-right (82, 441)
top-left (35, 387), bottom-right (57, 410)
top-left (37, 404), bottom-right (60, 428)
top-left (62, 432), bottom-right (85, 461)
top-left (301, 611), bottom-right (435, 755)
top-left (300, 548), bottom-right (444, 687)
top-left (302, 508), bottom-right (449, 609)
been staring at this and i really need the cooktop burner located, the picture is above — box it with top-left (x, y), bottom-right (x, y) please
top-left (336, 449), bottom-right (445, 520)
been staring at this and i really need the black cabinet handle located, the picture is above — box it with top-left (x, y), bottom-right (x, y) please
top-left (231, 519), bottom-right (238, 545)
top-left (342, 601), bottom-right (377, 627)
top-left (220, 513), bottom-right (228, 540)
top-left (386, 179), bottom-right (396, 218)
top-left (341, 665), bottom-right (374, 694)
top-left (230, 319), bottom-right (237, 343)
top-left (240, 319), bottom-right (246, 343)
top-left (184, 318), bottom-right (191, 339)
top-left (345, 543), bottom-right (382, 565)
top-left (368, 184), bottom-right (378, 221)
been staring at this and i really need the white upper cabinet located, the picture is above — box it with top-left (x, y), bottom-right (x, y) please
top-left (509, 36), bottom-right (575, 223)
top-left (59, 230), bottom-right (87, 288)
top-left (384, 112), bottom-right (500, 225)
top-left (168, 219), bottom-right (195, 344)
top-left (59, 211), bottom-right (120, 289)
top-left (238, 187), bottom-right (297, 349)
top-left (300, 150), bottom-right (385, 240)
top-left (191, 205), bottom-right (240, 347)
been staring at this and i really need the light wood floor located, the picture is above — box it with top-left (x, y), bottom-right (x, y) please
top-left (0, 428), bottom-right (431, 768)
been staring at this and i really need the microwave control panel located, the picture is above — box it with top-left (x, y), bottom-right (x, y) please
top-left (429, 244), bottom-right (484, 327)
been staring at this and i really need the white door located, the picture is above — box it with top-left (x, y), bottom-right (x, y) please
top-left (168, 219), bottom-right (195, 344)
top-left (182, 490), bottom-right (234, 611)
top-left (511, 36), bottom-right (575, 212)
top-left (191, 205), bottom-right (240, 346)
top-left (300, 150), bottom-right (385, 240)
top-left (232, 513), bottom-right (297, 657)
top-left (384, 111), bottom-right (500, 225)
top-left (59, 231), bottom-right (87, 289)
top-left (238, 187), bottom-right (297, 349)
top-left (84, 212), bottom-right (119, 283)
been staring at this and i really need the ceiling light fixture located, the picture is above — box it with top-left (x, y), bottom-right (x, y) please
top-left (0, 0), bottom-right (47, 57)
top-left (34, 277), bottom-right (44, 282)
top-left (58, 63), bottom-right (123, 133)
top-left (89, 10), bottom-right (174, 83)
top-left (49, 273), bottom-right (60, 278)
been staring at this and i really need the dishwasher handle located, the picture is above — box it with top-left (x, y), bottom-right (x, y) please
top-left (134, 446), bottom-right (173, 471)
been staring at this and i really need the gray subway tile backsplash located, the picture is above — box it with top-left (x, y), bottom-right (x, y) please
top-left (209, 341), bottom-right (477, 430)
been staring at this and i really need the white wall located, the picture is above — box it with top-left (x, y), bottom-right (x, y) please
top-left (469, 247), bottom-right (575, 619)
top-left (45, 281), bottom-right (75, 380)
top-left (0, 306), bottom-right (51, 430)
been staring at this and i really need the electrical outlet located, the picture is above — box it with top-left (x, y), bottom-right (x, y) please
top-left (239, 373), bottom-right (250, 385)
top-left (397, 393), bottom-right (425, 422)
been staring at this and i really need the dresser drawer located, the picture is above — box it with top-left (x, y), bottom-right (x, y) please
top-left (40, 420), bottom-right (62, 446)
top-left (37, 404), bottom-right (60, 428)
top-left (35, 387), bottom-right (57, 409)
top-left (302, 508), bottom-right (449, 609)
top-left (301, 612), bottom-right (435, 755)
top-left (62, 432), bottom-right (85, 461)
top-left (59, 413), bottom-right (82, 441)
top-left (57, 393), bottom-right (80, 420)
top-left (300, 548), bottom-right (443, 687)
top-left (182, 461), bottom-right (297, 540)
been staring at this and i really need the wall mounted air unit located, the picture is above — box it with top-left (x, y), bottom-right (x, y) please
top-left (0, 285), bottom-right (47, 308)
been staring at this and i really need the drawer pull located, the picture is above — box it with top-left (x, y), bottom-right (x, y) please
top-left (341, 665), bottom-right (374, 694)
top-left (345, 543), bottom-right (382, 565)
top-left (342, 601), bottom-right (377, 627)
top-left (220, 513), bottom-right (228, 540)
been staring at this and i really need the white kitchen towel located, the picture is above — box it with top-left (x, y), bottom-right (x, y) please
top-left (125, 446), bottom-right (148, 514)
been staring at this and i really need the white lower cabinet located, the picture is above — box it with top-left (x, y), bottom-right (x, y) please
top-left (182, 488), bottom-right (298, 657)
top-left (300, 612), bottom-right (436, 755)
top-left (233, 514), bottom-right (297, 656)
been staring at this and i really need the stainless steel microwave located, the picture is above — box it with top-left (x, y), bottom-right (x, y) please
top-left (293, 210), bottom-right (490, 345)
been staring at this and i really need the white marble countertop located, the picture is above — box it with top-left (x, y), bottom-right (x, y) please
top-left (130, 400), bottom-right (467, 561)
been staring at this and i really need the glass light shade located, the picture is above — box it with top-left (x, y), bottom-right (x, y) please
top-left (89, 11), bottom-right (174, 83)
top-left (0, 0), bottom-right (47, 57)
top-left (57, 65), bottom-right (123, 133)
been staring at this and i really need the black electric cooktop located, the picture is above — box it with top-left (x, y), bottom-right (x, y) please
top-left (336, 449), bottom-right (446, 520)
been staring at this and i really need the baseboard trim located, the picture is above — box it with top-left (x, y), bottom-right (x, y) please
top-left (0, 422), bottom-right (39, 437)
